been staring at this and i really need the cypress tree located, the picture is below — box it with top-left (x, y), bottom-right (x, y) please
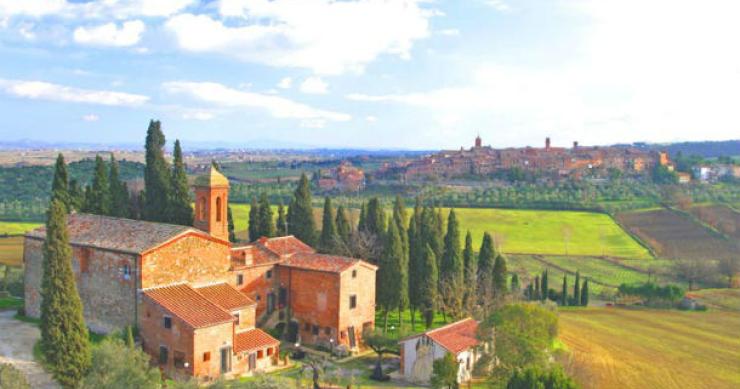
top-left (365, 198), bottom-right (386, 237)
top-left (421, 207), bottom-right (443, 263)
top-left (257, 193), bottom-right (275, 238)
top-left (357, 202), bottom-right (367, 232)
top-left (561, 275), bottom-right (568, 306)
top-left (81, 185), bottom-right (92, 213)
top-left (477, 232), bottom-right (496, 300)
top-left (143, 120), bottom-right (171, 222)
top-left (227, 206), bottom-right (236, 243)
top-left (126, 326), bottom-right (135, 349)
top-left (68, 179), bottom-right (84, 212)
top-left (541, 269), bottom-right (549, 301)
top-left (534, 275), bottom-right (541, 301)
top-left (462, 231), bottom-right (477, 307)
top-left (319, 197), bottom-right (338, 253)
top-left (407, 205), bottom-right (422, 329)
top-left (248, 196), bottom-right (259, 241)
top-left (441, 209), bottom-right (463, 315)
top-left (288, 173), bottom-right (316, 245)
top-left (109, 155), bottom-right (130, 218)
top-left (51, 153), bottom-right (70, 212)
top-left (377, 221), bottom-right (404, 332)
top-left (510, 273), bottom-right (520, 293)
top-left (420, 244), bottom-right (439, 329)
top-left (581, 279), bottom-right (589, 306)
top-left (574, 271), bottom-right (581, 305)
top-left (492, 254), bottom-right (508, 296)
top-left (88, 155), bottom-right (111, 215)
top-left (392, 196), bottom-right (409, 262)
top-left (169, 140), bottom-right (193, 225)
top-left (276, 201), bottom-right (288, 236)
top-left (335, 205), bottom-right (351, 245)
top-left (40, 200), bottom-right (91, 388)
top-left (526, 283), bottom-right (534, 301)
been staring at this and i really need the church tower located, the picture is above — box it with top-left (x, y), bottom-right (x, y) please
top-left (475, 135), bottom-right (482, 148)
top-left (193, 167), bottom-right (230, 242)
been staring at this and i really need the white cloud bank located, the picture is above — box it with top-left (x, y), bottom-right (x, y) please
top-left (0, 0), bottom-right (194, 19)
top-left (0, 79), bottom-right (149, 106)
top-left (165, 0), bottom-right (433, 74)
top-left (299, 77), bottom-right (328, 94)
top-left (73, 20), bottom-right (145, 47)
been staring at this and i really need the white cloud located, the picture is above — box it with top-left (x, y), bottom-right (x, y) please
top-left (0, 0), bottom-right (67, 18)
top-left (277, 77), bottom-right (292, 89)
top-left (82, 114), bottom-right (99, 121)
top-left (73, 20), bottom-right (145, 47)
top-left (166, 0), bottom-right (433, 74)
top-left (163, 81), bottom-right (351, 122)
top-left (0, 79), bottom-right (149, 106)
top-left (182, 111), bottom-right (214, 120)
top-left (483, 0), bottom-right (511, 12)
top-left (299, 77), bottom-right (328, 94)
top-left (365, 115), bottom-right (377, 123)
top-left (438, 29), bottom-right (460, 37)
top-left (0, 0), bottom-right (194, 19)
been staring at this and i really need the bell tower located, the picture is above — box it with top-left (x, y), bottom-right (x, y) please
top-left (193, 166), bottom-right (230, 242)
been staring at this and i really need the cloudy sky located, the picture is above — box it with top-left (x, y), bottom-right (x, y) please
top-left (1, 0), bottom-right (739, 149)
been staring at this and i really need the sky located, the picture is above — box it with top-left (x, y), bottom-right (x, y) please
top-left (1, 0), bottom-right (739, 150)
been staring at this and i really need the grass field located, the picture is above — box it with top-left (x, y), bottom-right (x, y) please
top-left (616, 208), bottom-right (736, 260)
top-left (231, 204), bottom-right (650, 259)
top-left (689, 204), bottom-right (740, 240)
top-left (690, 289), bottom-right (740, 311)
top-left (560, 308), bottom-right (740, 389)
top-left (0, 236), bottom-right (24, 266)
top-left (0, 221), bottom-right (41, 236)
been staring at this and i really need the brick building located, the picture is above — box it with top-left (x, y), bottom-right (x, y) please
top-left (24, 167), bottom-right (377, 380)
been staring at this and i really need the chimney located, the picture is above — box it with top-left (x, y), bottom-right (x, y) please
top-left (573, 141), bottom-right (578, 150)
top-left (545, 137), bottom-right (551, 150)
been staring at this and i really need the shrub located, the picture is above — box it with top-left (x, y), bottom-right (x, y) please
top-left (0, 363), bottom-right (30, 389)
top-left (80, 338), bottom-right (161, 389)
top-left (506, 366), bottom-right (577, 389)
top-left (617, 282), bottom-right (685, 307)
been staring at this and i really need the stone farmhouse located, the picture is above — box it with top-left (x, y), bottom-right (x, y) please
top-left (23, 167), bottom-right (377, 380)
top-left (398, 318), bottom-right (482, 385)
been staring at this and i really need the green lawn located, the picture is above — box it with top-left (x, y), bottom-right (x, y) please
top-left (374, 309), bottom-right (449, 340)
top-left (0, 296), bottom-right (23, 310)
top-left (0, 221), bottom-right (41, 236)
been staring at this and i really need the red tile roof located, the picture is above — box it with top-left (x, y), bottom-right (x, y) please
top-left (279, 252), bottom-right (370, 273)
top-left (260, 236), bottom-right (315, 256)
top-left (26, 213), bottom-right (206, 254)
top-left (231, 244), bottom-right (280, 267)
top-left (234, 328), bottom-right (280, 353)
top-left (143, 284), bottom-right (234, 329)
top-left (425, 318), bottom-right (479, 354)
top-left (195, 283), bottom-right (255, 311)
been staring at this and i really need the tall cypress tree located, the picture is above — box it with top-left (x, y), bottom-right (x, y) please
top-left (68, 179), bottom-right (84, 212)
top-left (335, 205), bottom-right (351, 246)
top-left (534, 275), bottom-right (541, 301)
top-left (143, 120), bottom-right (171, 222)
top-left (421, 207), bottom-right (443, 264)
top-left (109, 155), bottom-right (130, 218)
top-left (573, 271), bottom-right (581, 305)
top-left (420, 243), bottom-right (439, 329)
top-left (377, 221), bottom-right (404, 332)
top-left (169, 140), bottom-right (193, 226)
top-left (541, 269), bottom-right (549, 301)
top-left (462, 231), bottom-right (477, 308)
top-left (319, 197), bottom-right (338, 253)
top-left (51, 153), bottom-right (70, 212)
top-left (248, 196), bottom-right (259, 242)
top-left (357, 202), bottom-right (367, 232)
top-left (407, 204), bottom-right (422, 329)
top-left (276, 201), bottom-right (288, 236)
top-left (441, 209), bottom-right (463, 315)
top-left (477, 232), bottom-right (496, 301)
top-left (365, 198), bottom-right (386, 237)
top-left (288, 173), bottom-right (316, 245)
top-left (581, 278), bottom-right (589, 306)
top-left (257, 193), bottom-right (275, 238)
top-left (40, 200), bottom-right (91, 388)
top-left (392, 196), bottom-right (409, 264)
top-left (87, 155), bottom-right (111, 215)
top-left (561, 275), bottom-right (568, 306)
top-left (492, 254), bottom-right (508, 296)
top-left (227, 206), bottom-right (236, 243)
top-left (510, 273), bottom-right (520, 293)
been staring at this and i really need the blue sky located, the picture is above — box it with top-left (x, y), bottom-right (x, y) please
top-left (1, 0), bottom-right (739, 149)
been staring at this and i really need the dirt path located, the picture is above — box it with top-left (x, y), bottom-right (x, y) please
top-left (0, 310), bottom-right (58, 388)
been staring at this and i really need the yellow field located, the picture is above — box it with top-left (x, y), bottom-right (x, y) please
top-left (0, 236), bottom-right (24, 267)
top-left (559, 308), bottom-right (740, 389)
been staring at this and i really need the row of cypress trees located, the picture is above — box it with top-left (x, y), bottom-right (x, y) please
top-left (525, 269), bottom-right (589, 306)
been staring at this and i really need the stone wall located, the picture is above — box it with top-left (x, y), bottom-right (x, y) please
top-left (193, 323), bottom-right (234, 379)
top-left (232, 264), bottom-right (278, 318)
top-left (279, 267), bottom-right (340, 345)
top-left (337, 263), bottom-right (376, 348)
top-left (141, 233), bottom-right (230, 289)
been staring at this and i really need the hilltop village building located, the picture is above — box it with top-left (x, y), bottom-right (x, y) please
top-left (23, 167), bottom-right (377, 380)
top-left (380, 137), bottom-right (673, 181)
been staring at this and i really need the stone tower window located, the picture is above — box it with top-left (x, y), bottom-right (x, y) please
top-left (216, 196), bottom-right (222, 222)
top-left (199, 197), bottom-right (207, 220)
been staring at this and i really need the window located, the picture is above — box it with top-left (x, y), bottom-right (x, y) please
top-left (163, 316), bottom-right (172, 329)
top-left (304, 323), bottom-right (310, 331)
top-left (199, 197), bottom-right (207, 220)
top-left (352, 269), bottom-right (357, 278)
top-left (203, 352), bottom-right (211, 362)
top-left (159, 346), bottom-right (168, 364)
top-left (122, 264), bottom-right (131, 280)
top-left (174, 351), bottom-right (185, 369)
top-left (236, 274), bottom-right (244, 286)
top-left (266, 270), bottom-right (273, 279)
top-left (233, 313), bottom-right (240, 325)
top-left (267, 347), bottom-right (273, 356)
top-left (79, 248), bottom-right (90, 273)
top-left (312, 325), bottom-right (319, 336)
top-left (349, 295), bottom-right (357, 309)
top-left (324, 327), bottom-right (331, 336)
top-left (257, 350), bottom-right (264, 359)
top-left (255, 294), bottom-right (261, 301)
top-left (216, 197), bottom-right (222, 222)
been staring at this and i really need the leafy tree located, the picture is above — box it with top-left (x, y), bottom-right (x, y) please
top-left (288, 173), bottom-right (316, 245)
top-left (80, 338), bottom-right (161, 389)
top-left (51, 153), bottom-right (70, 212)
top-left (86, 155), bottom-right (111, 215)
top-left (561, 275), bottom-right (568, 306)
top-left (227, 206), bottom-right (236, 243)
top-left (319, 197), bottom-right (338, 253)
top-left (40, 199), bottom-right (91, 388)
top-left (143, 120), bottom-right (172, 222)
top-left (169, 140), bottom-right (193, 225)
top-left (441, 209), bottom-right (464, 317)
top-left (506, 366), bottom-right (577, 389)
top-left (430, 353), bottom-right (459, 389)
top-left (248, 196), bottom-right (259, 242)
top-left (581, 278), bottom-right (589, 306)
top-left (257, 193), bottom-right (275, 238)
top-left (109, 155), bottom-right (130, 218)
top-left (493, 254), bottom-right (508, 296)
top-left (420, 244), bottom-right (439, 328)
top-left (540, 270), bottom-right (549, 302)
top-left (573, 271), bottom-right (581, 305)
top-left (363, 330), bottom-right (398, 381)
top-left (276, 201), bottom-right (288, 236)
top-left (335, 205), bottom-right (351, 245)
top-left (0, 363), bottom-right (30, 389)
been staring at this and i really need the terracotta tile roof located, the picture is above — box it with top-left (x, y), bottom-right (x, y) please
top-left (234, 328), bottom-right (280, 353)
top-left (231, 244), bottom-right (280, 267)
top-left (143, 284), bottom-right (234, 329)
top-left (26, 213), bottom-right (200, 254)
top-left (260, 236), bottom-right (315, 256)
top-left (195, 283), bottom-right (255, 311)
top-left (279, 252), bottom-right (369, 273)
top-left (425, 318), bottom-right (479, 354)
top-left (194, 166), bottom-right (230, 187)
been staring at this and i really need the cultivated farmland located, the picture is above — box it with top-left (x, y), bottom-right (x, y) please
top-left (0, 236), bottom-right (24, 267)
top-left (689, 204), bottom-right (740, 240)
top-left (560, 308), bottom-right (740, 389)
top-left (0, 221), bottom-right (41, 236)
top-left (616, 208), bottom-right (736, 260)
